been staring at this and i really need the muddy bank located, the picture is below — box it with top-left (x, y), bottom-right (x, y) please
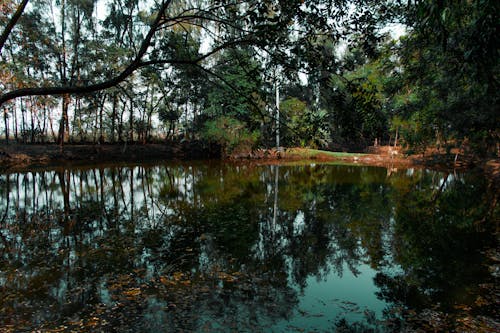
top-left (243, 146), bottom-right (494, 171)
top-left (0, 142), bottom-right (220, 171)
top-left (0, 143), bottom-right (498, 176)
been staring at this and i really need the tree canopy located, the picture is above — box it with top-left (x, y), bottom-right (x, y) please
top-left (0, 0), bottom-right (498, 155)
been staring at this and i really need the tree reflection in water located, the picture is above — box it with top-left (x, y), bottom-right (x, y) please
top-left (0, 163), bottom-right (497, 332)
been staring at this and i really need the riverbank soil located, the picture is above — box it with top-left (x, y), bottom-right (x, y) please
top-left (0, 142), bottom-right (219, 169)
top-left (248, 146), bottom-right (499, 172)
top-left (0, 143), bottom-right (498, 174)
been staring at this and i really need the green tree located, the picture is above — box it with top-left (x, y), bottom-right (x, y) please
top-left (202, 115), bottom-right (259, 156)
top-left (204, 48), bottom-right (265, 126)
top-left (279, 97), bottom-right (328, 147)
top-left (327, 62), bottom-right (388, 146)
top-left (393, 0), bottom-right (500, 155)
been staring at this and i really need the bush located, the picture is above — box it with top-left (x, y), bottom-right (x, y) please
top-left (202, 116), bottom-right (259, 157)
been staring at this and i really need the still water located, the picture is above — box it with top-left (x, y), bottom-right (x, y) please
top-left (0, 162), bottom-right (497, 332)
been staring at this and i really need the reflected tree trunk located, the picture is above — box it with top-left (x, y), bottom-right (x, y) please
top-left (110, 168), bottom-right (119, 229)
top-left (1, 174), bottom-right (10, 225)
top-left (58, 170), bottom-right (71, 226)
top-left (272, 166), bottom-right (279, 233)
top-left (140, 168), bottom-right (150, 221)
top-left (129, 167), bottom-right (134, 228)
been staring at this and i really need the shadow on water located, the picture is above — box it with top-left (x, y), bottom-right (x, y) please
top-left (0, 162), bottom-right (497, 332)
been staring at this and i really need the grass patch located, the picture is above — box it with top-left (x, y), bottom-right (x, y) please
top-left (284, 148), bottom-right (366, 159)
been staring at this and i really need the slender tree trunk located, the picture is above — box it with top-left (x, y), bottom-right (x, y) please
top-left (118, 111), bottom-right (123, 143)
top-left (129, 168), bottom-right (134, 222)
top-left (146, 111), bottom-right (152, 143)
top-left (58, 0), bottom-right (68, 148)
top-left (99, 97), bottom-right (104, 143)
top-left (129, 97), bottom-right (134, 143)
top-left (76, 97), bottom-right (84, 142)
top-left (92, 105), bottom-right (98, 144)
top-left (71, 96), bottom-right (79, 141)
top-left (184, 103), bottom-right (188, 139)
top-left (111, 93), bottom-right (117, 143)
top-left (146, 88), bottom-right (154, 143)
top-left (65, 100), bottom-right (70, 143)
top-left (58, 94), bottom-right (70, 146)
top-left (20, 99), bottom-right (26, 143)
top-left (41, 104), bottom-right (47, 143)
top-left (140, 105), bottom-right (145, 144)
top-left (118, 97), bottom-right (125, 142)
top-left (3, 107), bottom-right (9, 144)
top-left (48, 109), bottom-right (57, 142)
top-left (13, 104), bottom-right (17, 141)
top-left (30, 98), bottom-right (35, 143)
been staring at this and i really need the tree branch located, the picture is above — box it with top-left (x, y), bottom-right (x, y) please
top-left (0, 0), bottom-right (29, 56)
top-left (0, 0), bottom-right (172, 107)
top-left (139, 37), bottom-right (256, 67)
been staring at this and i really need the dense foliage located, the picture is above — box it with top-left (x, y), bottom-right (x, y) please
top-left (0, 0), bottom-right (498, 155)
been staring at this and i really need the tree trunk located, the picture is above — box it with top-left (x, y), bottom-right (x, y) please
top-left (111, 93), bottom-right (117, 143)
top-left (3, 107), bottom-right (9, 144)
top-left (48, 110), bottom-right (57, 143)
top-left (129, 97), bottom-right (134, 143)
top-left (58, 94), bottom-right (70, 146)
top-left (41, 104), bottom-right (47, 143)
top-left (394, 127), bottom-right (399, 148)
top-left (30, 98), bottom-right (35, 143)
top-left (65, 101), bottom-right (70, 143)
top-left (99, 97), bottom-right (104, 143)
top-left (13, 104), bottom-right (18, 141)
top-left (20, 99), bottom-right (25, 143)
top-left (118, 99), bottom-right (124, 143)
top-left (76, 97), bottom-right (84, 142)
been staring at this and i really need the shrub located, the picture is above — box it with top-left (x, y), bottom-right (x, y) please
top-left (202, 116), bottom-right (259, 157)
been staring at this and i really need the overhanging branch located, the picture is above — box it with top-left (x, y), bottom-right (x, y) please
top-left (0, 0), bottom-right (29, 56)
top-left (0, 0), bottom-right (173, 107)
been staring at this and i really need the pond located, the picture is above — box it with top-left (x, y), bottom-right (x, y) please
top-left (0, 162), bottom-right (497, 332)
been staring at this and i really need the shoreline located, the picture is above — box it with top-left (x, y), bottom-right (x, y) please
top-left (0, 143), bottom-right (498, 175)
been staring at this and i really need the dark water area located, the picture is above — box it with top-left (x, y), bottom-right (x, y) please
top-left (0, 162), bottom-right (497, 332)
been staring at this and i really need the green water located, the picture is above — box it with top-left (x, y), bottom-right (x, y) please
top-left (0, 162), bottom-right (497, 332)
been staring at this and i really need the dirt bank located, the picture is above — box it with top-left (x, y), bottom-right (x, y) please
top-left (0, 142), bottom-right (218, 169)
top-left (0, 143), bottom-right (498, 176)
top-left (241, 146), bottom-right (492, 171)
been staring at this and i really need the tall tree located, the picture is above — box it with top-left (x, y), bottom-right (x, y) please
top-left (394, 0), bottom-right (499, 154)
top-left (0, 1), bottom-right (391, 106)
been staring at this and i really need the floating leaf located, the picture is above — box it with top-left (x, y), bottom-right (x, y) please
top-left (122, 288), bottom-right (141, 297)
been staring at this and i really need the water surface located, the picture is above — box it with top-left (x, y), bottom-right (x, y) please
top-left (0, 162), bottom-right (497, 332)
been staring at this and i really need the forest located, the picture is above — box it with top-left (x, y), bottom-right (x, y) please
top-left (1, 1), bottom-right (499, 332)
top-left (0, 0), bottom-right (498, 157)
